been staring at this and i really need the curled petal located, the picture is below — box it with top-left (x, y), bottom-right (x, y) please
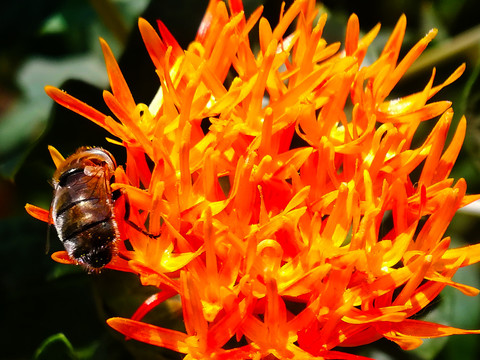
top-left (51, 251), bottom-right (75, 265)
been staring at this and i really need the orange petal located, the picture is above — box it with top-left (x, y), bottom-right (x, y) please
top-left (156, 20), bottom-right (183, 60)
top-left (47, 145), bottom-right (65, 169)
top-left (345, 13), bottom-right (359, 56)
top-left (44, 86), bottom-right (113, 133)
top-left (130, 289), bottom-right (178, 322)
top-left (25, 204), bottom-right (50, 223)
top-left (107, 317), bottom-right (189, 353)
top-left (139, 17), bottom-right (167, 70)
top-left (51, 251), bottom-right (75, 265)
top-left (99, 38), bottom-right (136, 113)
top-left (378, 319), bottom-right (480, 350)
top-left (376, 28), bottom-right (437, 102)
top-left (433, 115), bottom-right (466, 182)
top-left (195, 0), bottom-right (219, 44)
top-left (380, 14), bottom-right (406, 64)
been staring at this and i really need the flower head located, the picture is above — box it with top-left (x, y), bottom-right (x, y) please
top-left (26, 0), bottom-right (480, 358)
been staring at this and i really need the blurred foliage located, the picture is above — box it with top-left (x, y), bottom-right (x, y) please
top-left (1, 0), bottom-right (480, 359)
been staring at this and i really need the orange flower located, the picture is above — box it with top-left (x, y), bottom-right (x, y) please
top-left (26, 0), bottom-right (480, 358)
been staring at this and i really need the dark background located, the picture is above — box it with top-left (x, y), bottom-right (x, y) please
top-left (1, 0), bottom-right (480, 359)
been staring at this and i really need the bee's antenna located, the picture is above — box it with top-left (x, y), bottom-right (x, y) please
top-left (46, 227), bottom-right (51, 254)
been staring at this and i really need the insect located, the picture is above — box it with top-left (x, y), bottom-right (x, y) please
top-left (50, 147), bottom-right (119, 271)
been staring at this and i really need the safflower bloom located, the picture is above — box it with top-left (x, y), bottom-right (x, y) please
top-left (26, 0), bottom-right (480, 358)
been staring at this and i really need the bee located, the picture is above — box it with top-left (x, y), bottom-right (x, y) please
top-left (50, 147), bottom-right (119, 271)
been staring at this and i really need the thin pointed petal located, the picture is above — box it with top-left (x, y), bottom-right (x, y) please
top-left (99, 38), bottom-right (136, 112)
top-left (107, 317), bottom-right (189, 353)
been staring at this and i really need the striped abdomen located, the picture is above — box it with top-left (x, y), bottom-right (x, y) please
top-left (50, 148), bottom-right (118, 270)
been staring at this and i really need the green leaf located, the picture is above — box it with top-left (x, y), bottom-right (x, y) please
top-left (34, 333), bottom-right (77, 360)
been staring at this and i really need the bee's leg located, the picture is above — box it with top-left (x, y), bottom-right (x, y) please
top-left (124, 196), bottom-right (159, 239)
top-left (113, 188), bottom-right (159, 239)
top-left (46, 225), bottom-right (52, 254)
